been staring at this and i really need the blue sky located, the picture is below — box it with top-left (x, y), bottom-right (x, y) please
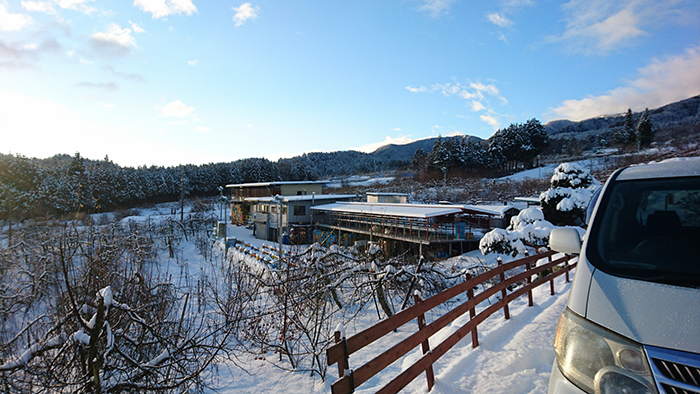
top-left (1, 0), bottom-right (699, 167)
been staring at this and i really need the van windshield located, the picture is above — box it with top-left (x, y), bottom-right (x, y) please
top-left (588, 176), bottom-right (700, 288)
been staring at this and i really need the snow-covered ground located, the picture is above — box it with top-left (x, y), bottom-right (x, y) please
top-left (207, 224), bottom-right (571, 394)
top-left (0, 197), bottom-right (571, 394)
top-left (324, 175), bottom-right (396, 188)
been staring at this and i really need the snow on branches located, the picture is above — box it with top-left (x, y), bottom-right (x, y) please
top-left (479, 208), bottom-right (554, 258)
top-left (540, 162), bottom-right (599, 226)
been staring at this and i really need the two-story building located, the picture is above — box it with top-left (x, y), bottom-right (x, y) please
top-left (226, 181), bottom-right (357, 243)
top-left (227, 181), bottom-right (326, 225)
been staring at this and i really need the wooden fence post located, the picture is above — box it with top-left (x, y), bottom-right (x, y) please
top-left (413, 293), bottom-right (435, 391)
top-left (548, 254), bottom-right (555, 295)
top-left (525, 251), bottom-right (533, 307)
top-left (498, 257), bottom-right (510, 320)
top-left (466, 273), bottom-right (479, 348)
top-left (564, 254), bottom-right (570, 282)
top-left (334, 330), bottom-right (350, 381)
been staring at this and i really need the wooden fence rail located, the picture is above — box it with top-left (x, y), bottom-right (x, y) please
top-left (326, 249), bottom-right (577, 394)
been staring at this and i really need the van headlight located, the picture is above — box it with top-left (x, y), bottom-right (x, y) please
top-left (553, 308), bottom-right (657, 394)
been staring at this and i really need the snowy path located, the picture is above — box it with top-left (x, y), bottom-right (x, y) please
top-left (354, 273), bottom-right (570, 394)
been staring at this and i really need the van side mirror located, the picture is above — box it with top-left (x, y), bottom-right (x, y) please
top-left (549, 227), bottom-right (582, 254)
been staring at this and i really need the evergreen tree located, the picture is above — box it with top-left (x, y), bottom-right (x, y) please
top-left (637, 108), bottom-right (654, 149)
top-left (411, 148), bottom-right (427, 174)
top-left (540, 163), bottom-right (597, 226)
top-left (613, 108), bottom-right (637, 151)
top-left (459, 137), bottom-right (488, 169)
top-left (427, 135), bottom-right (451, 173)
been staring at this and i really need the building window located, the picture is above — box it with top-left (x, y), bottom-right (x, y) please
top-left (294, 205), bottom-right (306, 216)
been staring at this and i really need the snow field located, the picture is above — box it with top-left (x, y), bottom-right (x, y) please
top-left (205, 242), bottom-right (572, 394)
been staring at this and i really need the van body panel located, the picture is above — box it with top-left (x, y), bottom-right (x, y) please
top-left (586, 268), bottom-right (700, 353)
top-left (565, 252), bottom-right (594, 316)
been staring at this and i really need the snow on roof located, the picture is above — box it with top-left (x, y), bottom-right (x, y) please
top-left (366, 192), bottom-right (409, 196)
top-left (226, 181), bottom-right (326, 188)
top-left (246, 194), bottom-right (356, 203)
top-left (461, 204), bottom-right (518, 217)
top-left (513, 197), bottom-right (540, 203)
top-left (312, 202), bottom-right (469, 218)
top-left (618, 156), bottom-right (700, 181)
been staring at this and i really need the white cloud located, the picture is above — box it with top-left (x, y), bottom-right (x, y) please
top-left (232, 3), bottom-right (258, 27)
top-left (129, 20), bottom-right (146, 33)
top-left (54, 0), bottom-right (96, 14)
top-left (470, 81), bottom-right (500, 96)
top-left (502, 0), bottom-right (534, 8)
top-left (418, 0), bottom-right (458, 18)
top-left (91, 24), bottom-right (137, 51)
top-left (405, 85), bottom-right (431, 93)
top-left (161, 100), bottom-right (195, 117)
top-left (487, 12), bottom-right (512, 27)
top-left (549, 44), bottom-right (700, 121)
top-left (134, 0), bottom-right (196, 19)
top-left (552, 0), bottom-right (692, 54)
top-left (21, 1), bottom-right (56, 14)
top-left (408, 80), bottom-right (507, 105)
top-left (480, 114), bottom-right (500, 130)
top-left (0, 4), bottom-right (32, 31)
top-left (407, 80), bottom-right (508, 129)
top-left (188, 60), bottom-right (198, 66)
top-left (194, 126), bottom-right (210, 133)
top-left (355, 135), bottom-right (417, 153)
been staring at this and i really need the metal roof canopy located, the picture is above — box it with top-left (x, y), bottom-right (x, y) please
top-left (311, 202), bottom-right (496, 219)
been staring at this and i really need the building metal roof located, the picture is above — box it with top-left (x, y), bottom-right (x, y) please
top-left (246, 194), bottom-right (356, 203)
top-left (311, 202), bottom-right (473, 219)
top-left (366, 192), bottom-right (409, 196)
top-left (461, 204), bottom-right (520, 217)
top-left (225, 181), bottom-right (326, 188)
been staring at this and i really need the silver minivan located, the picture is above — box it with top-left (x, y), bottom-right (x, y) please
top-left (548, 157), bottom-right (700, 394)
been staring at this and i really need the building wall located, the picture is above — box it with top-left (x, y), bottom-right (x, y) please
top-left (280, 183), bottom-right (323, 196)
top-left (367, 194), bottom-right (408, 204)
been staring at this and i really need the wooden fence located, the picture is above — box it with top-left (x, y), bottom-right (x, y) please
top-left (326, 249), bottom-right (576, 394)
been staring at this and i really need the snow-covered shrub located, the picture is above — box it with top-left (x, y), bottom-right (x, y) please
top-left (480, 207), bottom-right (554, 257)
top-left (508, 208), bottom-right (555, 246)
top-left (479, 228), bottom-right (527, 257)
top-left (540, 162), bottom-right (599, 226)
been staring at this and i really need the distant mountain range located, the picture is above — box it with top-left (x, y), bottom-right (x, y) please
top-left (368, 95), bottom-right (700, 162)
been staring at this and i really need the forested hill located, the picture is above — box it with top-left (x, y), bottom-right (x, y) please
top-left (370, 135), bottom-right (483, 163)
top-left (544, 95), bottom-right (700, 146)
top-left (0, 151), bottom-right (389, 217)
